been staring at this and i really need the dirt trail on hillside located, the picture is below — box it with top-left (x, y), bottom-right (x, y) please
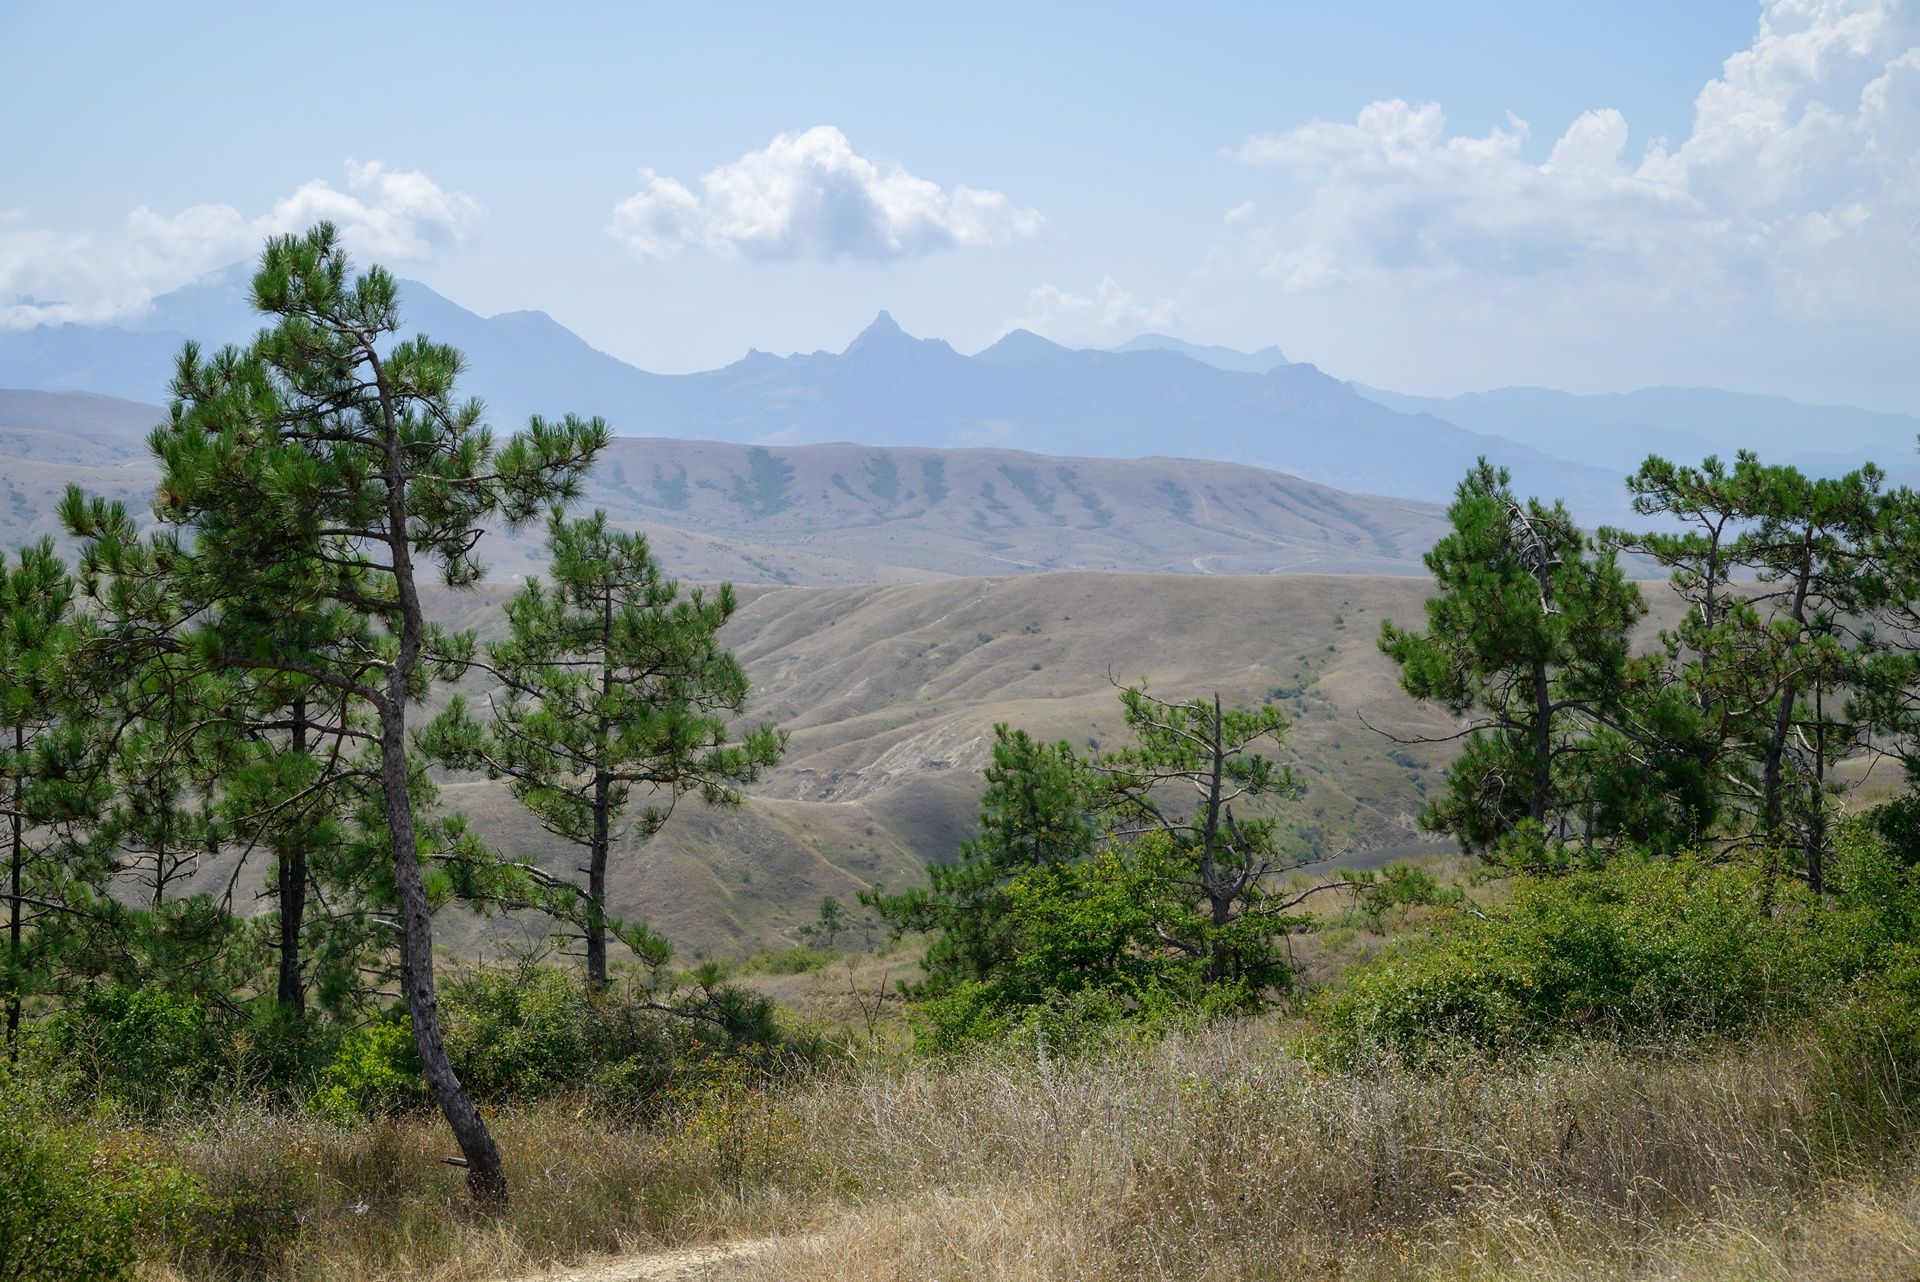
top-left (500, 1235), bottom-right (794, 1282)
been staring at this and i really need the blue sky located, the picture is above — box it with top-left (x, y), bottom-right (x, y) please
top-left (4, 2), bottom-right (1915, 410)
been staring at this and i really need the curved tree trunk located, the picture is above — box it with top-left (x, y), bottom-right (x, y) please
top-left (378, 376), bottom-right (507, 1206)
top-left (383, 705), bottom-right (507, 1204)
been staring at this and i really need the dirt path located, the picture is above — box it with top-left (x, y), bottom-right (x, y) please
top-left (501, 1237), bottom-right (779, 1282)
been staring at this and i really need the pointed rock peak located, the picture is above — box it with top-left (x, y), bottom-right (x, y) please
top-left (844, 309), bottom-right (915, 354)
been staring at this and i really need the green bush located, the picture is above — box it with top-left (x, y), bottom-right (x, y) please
top-left (1307, 858), bottom-right (1867, 1067)
top-left (1815, 947), bottom-right (1920, 1141)
top-left (433, 964), bottom-right (787, 1118)
top-left (0, 1087), bottom-right (205, 1280)
top-left (312, 1018), bottom-right (424, 1122)
top-left (36, 986), bottom-right (229, 1112)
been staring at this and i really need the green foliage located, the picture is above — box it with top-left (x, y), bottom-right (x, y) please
top-left (435, 965), bottom-right (786, 1117)
top-left (0, 1084), bottom-right (206, 1280)
top-left (876, 682), bottom-right (1324, 1052)
top-left (424, 510), bottom-right (784, 986)
top-left (38, 985), bottom-right (228, 1112)
top-left (1380, 459), bottom-right (1663, 860)
top-left (1310, 833), bottom-right (1920, 1068)
top-left (1607, 452), bottom-right (1887, 885)
top-left (865, 725), bottom-right (1096, 999)
top-left (312, 1018), bottom-right (424, 1122)
top-left (1814, 949), bottom-right (1920, 1140)
top-left (56, 222), bottom-right (615, 1198)
top-left (1344, 862), bottom-right (1463, 930)
top-left (0, 540), bottom-right (85, 1055)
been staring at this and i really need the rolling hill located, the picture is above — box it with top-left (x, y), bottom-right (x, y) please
top-left (0, 388), bottom-right (1452, 582)
top-left (429, 570), bottom-right (1478, 956)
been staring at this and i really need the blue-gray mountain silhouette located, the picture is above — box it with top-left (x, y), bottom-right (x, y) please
top-left (17, 266), bottom-right (1901, 517)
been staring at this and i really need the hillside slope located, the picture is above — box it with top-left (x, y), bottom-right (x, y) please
top-left (433, 571), bottom-right (1471, 955)
top-left (0, 389), bottom-right (1450, 581)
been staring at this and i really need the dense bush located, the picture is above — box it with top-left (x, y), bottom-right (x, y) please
top-left (30, 985), bottom-right (336, 1115)
top-left (311, 1018), bottom-right (425, 1122)
top-left (0, 1084), bottom-right (204, 1280)
top-left (1309, 833), bottom-right (1920, 1067)
top-left (308, 964), bottom-right (794, 1122)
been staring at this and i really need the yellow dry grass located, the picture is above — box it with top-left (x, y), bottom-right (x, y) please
top-left (140, 1019), bottom-right (1920, 1282)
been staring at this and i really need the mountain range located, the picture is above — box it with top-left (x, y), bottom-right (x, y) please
top-left (4, 262), bottom-right (1915, 534)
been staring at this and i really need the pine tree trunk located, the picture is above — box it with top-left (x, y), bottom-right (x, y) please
top-left (586, 586), bottom-right (615, 992)
top-left (1763, 554), bottom-right (1816, 842)
top-left (1200, 694), bottom-right (1232, 985)
top-left (587, 773), bottom-right (609, 992)
top-left (383, 703), bottom-right (507, 1204)
top-left (1808, 683), bottom-right (1826, 897)
top-left (378, 385), bottom-right (507, 1206)
top-left (1530, 660), bottom-right (1552, 824)
top-left (6, 725), bottom-right (22, 1060)
top-left (276, 697), bottom-right (308, 1016)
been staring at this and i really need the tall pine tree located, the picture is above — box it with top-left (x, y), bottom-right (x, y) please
top-left (427, 510), bottom-right (784, 989)
top-left (1380, 461), bottom-right (1653, 863)
top-left (63, 223), bottom-right (604, 1204)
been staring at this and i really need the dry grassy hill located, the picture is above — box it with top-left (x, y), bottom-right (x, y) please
top-left (433, 571), bottom-right (1482, 958)
top-left (144, 568), bottom-right (1703, 958)
top-left (0, 389), bottom-right (1448, 583)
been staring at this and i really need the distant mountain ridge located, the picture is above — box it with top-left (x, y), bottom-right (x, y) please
top-left (0, 266), bottom-right (1624, 517)
top-left (1106, 332), bottom-right (1289, 373)
top-left (6, 264), bottom-right (1913, 523)
top-left (1353, 382), bottom-right (1920, 481)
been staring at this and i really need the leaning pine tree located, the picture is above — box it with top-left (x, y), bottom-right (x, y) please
top-left (62, 223), bottom-right (605, 1204)
top-left (427, 510), bottom-right (785, 989)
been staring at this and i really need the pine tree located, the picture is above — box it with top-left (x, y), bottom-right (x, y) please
top-left (62, 223), bottom-right (604, 1204)
top-left (1610, 453), bottom-right (1883, 888)
top-left (1379, 460), bottom-right (1651, 863)
top-left (426, 510), bottom-right (784, 989)
top-left (863, 725), bottom-right (1096, 997)
top-left (1091, 687), bottom-right (1308, 990)
top-left (0, 541), bottom-right (78, 1058)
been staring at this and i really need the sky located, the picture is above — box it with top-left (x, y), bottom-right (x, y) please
top-left (3, 1), bottom-right (1916, 411)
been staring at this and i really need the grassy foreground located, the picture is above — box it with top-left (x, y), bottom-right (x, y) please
top-left (113, 1018), bottom-right (1920, 1282)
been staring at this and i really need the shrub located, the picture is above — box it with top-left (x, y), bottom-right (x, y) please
top-left (1815, 947), bottom-right (1920, 1141)
top-left (36, 986), bottom-right (229, 1113)
top-left (435, 963), bottom-right (788, 1118)
top-left (312, 1017), bottom-right (424, 1122)
top-left (0, 1087), bottom-right (205, 1280)
top-left (1307, 858), bottom-right (1861, 1066)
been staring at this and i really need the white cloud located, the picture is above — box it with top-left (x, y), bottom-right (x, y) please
top-left (608, 126), bottom-right (1044, 261)
top-left (0, 162), bottom-right (479, 327)
top-left (1008, 276), bottom-right (1180, 345)
top-left (1232, 1), bottom-right (1920, 327)
top-left (1223, 199), bottom-right (1256, 224)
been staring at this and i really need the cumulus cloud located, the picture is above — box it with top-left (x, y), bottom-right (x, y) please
top-left (1223, 199), bottom-right (1257, 224)
top-left (1008, 276), bottom-right (1181, 345)
top-left (0, 162), bottom-right (479, 327)
top-left (608, 126), bottom-right (1044, 261)
top-left (1232, 0), bottom-right (1920, 323)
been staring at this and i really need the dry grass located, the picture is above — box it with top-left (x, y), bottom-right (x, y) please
top-left (135, 1018), bottom-right (1920, 1281)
